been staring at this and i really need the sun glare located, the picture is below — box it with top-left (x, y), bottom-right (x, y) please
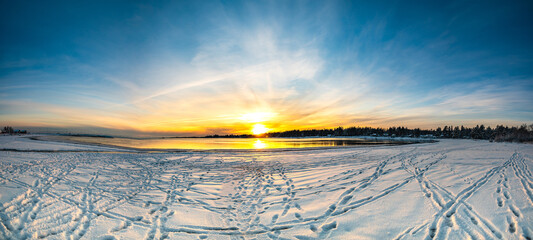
top-left (252, 123), bottom-right (269, 135)
top-left (240, 112), bottom-right (275, 123)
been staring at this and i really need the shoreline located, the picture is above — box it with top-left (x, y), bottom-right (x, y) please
top-left (18, 135), bottom-right (435, 153)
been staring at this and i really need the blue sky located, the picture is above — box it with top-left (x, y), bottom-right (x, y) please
top-left (1, 0), bottom-right (532, 136)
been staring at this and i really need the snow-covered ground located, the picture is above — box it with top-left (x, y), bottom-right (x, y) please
top-left (0, 136), bottom-right (532, 239)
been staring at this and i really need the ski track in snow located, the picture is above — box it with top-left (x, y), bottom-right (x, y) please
top-left (0, 138), bottom-right (532, 239)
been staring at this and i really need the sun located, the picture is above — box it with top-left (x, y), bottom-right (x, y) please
top-left (251, 123), bottom-right (269, 135)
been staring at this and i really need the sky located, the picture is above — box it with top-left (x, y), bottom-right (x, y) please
top-left (1, 0), bottom-right (532, 136)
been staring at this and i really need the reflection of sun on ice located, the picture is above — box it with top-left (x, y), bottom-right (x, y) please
top-left (252, 124), bottom-right (268, 135)
top-left (253, 139), bottom-right (266, 149)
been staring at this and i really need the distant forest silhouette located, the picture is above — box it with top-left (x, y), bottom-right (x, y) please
top-left (207, 124), bottom-right (533, 143)
top-left (1, 126), bottom-right (27, 135)
top-left (3, 125), bottom-right (532, 143)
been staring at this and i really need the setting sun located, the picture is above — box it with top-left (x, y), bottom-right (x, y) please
top-left (251, 124), bottom-right (269, 135)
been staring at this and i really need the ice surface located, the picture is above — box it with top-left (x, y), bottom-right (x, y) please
top-left (0, 135), bottom-right (128, 152)
top-left (0, 136), bottom-right (532, 239)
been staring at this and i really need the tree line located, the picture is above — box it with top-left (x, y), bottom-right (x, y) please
top-left (1, 126), bottom-right (28, 135)
top-left (207, 124), bottom-right (533, 143)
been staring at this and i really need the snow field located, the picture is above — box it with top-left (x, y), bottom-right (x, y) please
top-left (0, 136), bottom-right (532, 239)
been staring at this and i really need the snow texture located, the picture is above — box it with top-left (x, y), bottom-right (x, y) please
top-left (0, 136), bottom-right (532, 239)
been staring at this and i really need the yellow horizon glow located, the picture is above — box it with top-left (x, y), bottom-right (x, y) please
top-left (6, 99), bottom-right (519, 137)
top-left (240, 112), bottom-right (276, 123)
top-left (251, 124), bottom-right (269, 135)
